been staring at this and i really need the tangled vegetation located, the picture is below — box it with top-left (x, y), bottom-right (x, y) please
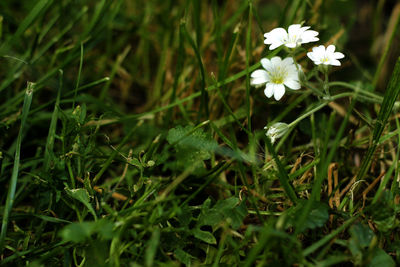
top-left (1, 0), bottom-right (400, 266)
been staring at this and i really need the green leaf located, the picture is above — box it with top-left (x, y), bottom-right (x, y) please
top-left (145, 228), bottom-right (160, 267)
top-left (192, 228), bottom-right (216, 244)
top-left (167, 125), bottom-right (218, 158)
top-left (65, 187), bottom-right (97, 219)
top-left (60, 222), bottom-right (94, 243)
top-left (174, 248), bottom-right (195, 265)
top-left (197, 197), bottom-right (247, 230)
top-left (367, 248), bottom-right (396, 267)
top-left (370, 191), bottom-right (398, 232)
top-left (288, 201), bottom-right (329, 231)
top-left (214, 197), bottom-right (247, 230)
top-left (350, 223), bottom-right (374, 248)
top-left (59, 220), bottom-right (113, 243)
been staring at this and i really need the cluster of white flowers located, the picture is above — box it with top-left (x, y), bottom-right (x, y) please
top-left (251, 24), bottom-right (345, 101)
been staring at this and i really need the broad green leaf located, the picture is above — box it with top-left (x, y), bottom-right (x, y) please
top-left (350, 223), bottom-right (374, 248)
top-left (60, 222), bottom-right (94, 243)
top-left (370, 191), bottom-right (398, 232)
top-left (367, 248), bottom-right (395, 267)
top-left (59, 220), bottom-right (113, 243)
top-left (288, 200), bottom-right (329, 231)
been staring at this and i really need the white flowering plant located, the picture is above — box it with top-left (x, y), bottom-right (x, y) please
top-left (248, 23), bottom-right (349, 144)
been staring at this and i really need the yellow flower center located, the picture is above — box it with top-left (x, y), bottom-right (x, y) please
top-left (271, 77), bottom-right (284, 84)
top-left (270, 66), bottom-right (287, 84)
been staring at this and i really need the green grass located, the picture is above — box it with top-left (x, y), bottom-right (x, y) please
top-left (1, 0), bottom-right (400, 266)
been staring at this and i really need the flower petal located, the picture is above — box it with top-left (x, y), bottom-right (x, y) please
top-left (268, 42), bottom-right (284, 50)
top-left (285, 42), bottom-right (298, 48)
top-left (282, 57), bottom-right (294, 66)
top-left (260, 58), bottom-right (273, 72)
top-left (264, 28), bottom-right (287, 42)
top-left (270, 56), bottom-right (282, 67)
top-left (301, 30), bottom-right (319, 43)
top-left (326, 45), bottom-right (336, 53)
top-left (250, 70), bottom-right (269, 85)
top-left (264, 83), bottom-right (274, 98)
top-left (273, 84), bottom-right (285, 100)
top-left (313, 45), bottom-right (326, 54)
top-left (284, 79), bottom-right (301, 90)
top-left (288, 24), bottom-right (302, 36)
top-left (264, 28), bottom-right (287, 50)
top-left (307, 51), bottom-right (316, 61)
top-left (330, 59), bottom-right (341, 66)
top-left (251, 69), bottom-right (268, 78)
top-left (334, 52), bottom-right (345, 59)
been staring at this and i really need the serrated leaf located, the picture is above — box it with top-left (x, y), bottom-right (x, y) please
top-left (192, 228), bottom-right (216, 244)
top-left (167, 125), bottom-right (218, 160)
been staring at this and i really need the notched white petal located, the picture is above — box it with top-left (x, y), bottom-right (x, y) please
top-left (273, 84), bottom-right (285, 101)
top-left (264, 84), bottom-right (274, 98)
top-left (284, 79), bottom-right (301, 90)
top-left (334, 52), bottom-right (345, 59)
top-left (251, 69), bottom-right (268, 78)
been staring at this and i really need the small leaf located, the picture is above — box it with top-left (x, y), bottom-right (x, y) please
top-left (192, 228), bottom-right (216, 244)
top-left (306, 202), bottom-right (329, 229)
top-left (65, 187), bottom-right (97, 219)
top-left (174, 248), bottom-right (195, 265)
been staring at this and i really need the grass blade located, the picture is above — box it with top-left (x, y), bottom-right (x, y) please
top-left (43, 70), bottom-right (62, 172)
top-left (181, 21), bottom-right (208, 119)
top-left (0, 82), bottom-right (34, 252)
top-left (265, 136), bottom-right (298, 204)
top-left (356, 57), bottom-right (400, 182)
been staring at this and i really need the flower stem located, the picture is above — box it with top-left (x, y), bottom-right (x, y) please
top-left (323, 68), bottom-right (330, 98)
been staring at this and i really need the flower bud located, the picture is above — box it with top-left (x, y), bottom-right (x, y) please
top-left (264, 122), bottom-right (290, 144)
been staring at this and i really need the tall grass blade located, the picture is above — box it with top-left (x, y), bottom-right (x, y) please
top-left (356, 57), bottom-right (400, 182)
top-left (0, 82), bottom-right (34, 252)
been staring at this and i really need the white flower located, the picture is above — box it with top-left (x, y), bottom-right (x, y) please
top-left (307, 45), bottom-right (345, 66)
top-left (250, 57), bottom-right (301, 101)
top-left (265, 122), bottom-right (289, 144)
top-left (264, 24), bottom-right (319, 50)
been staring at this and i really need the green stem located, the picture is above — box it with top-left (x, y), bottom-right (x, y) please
top-left (323, 68), bottom-right (330, 97)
